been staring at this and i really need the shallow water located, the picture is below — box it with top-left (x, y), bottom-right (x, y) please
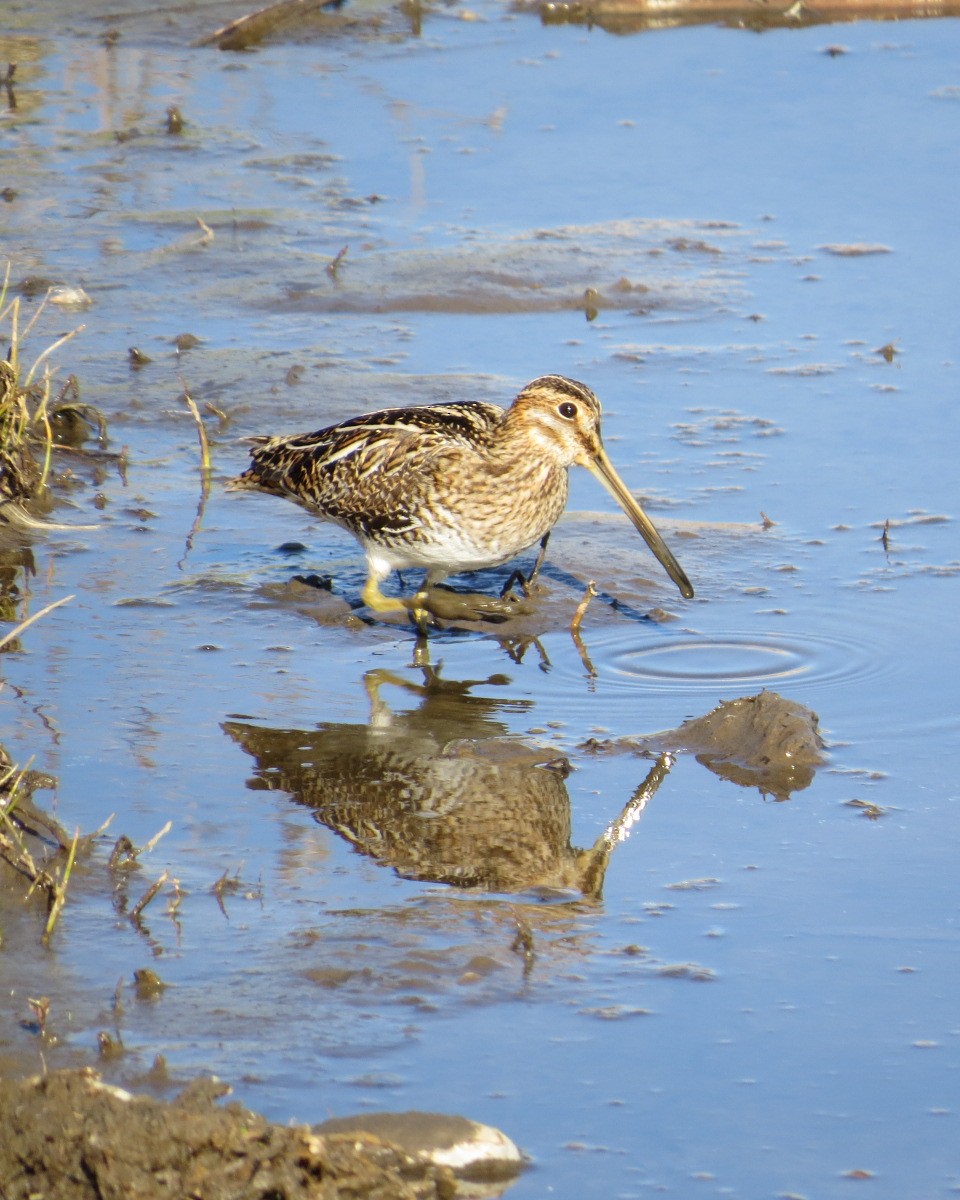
top-left (2, 3), bottom-right (959, 1197)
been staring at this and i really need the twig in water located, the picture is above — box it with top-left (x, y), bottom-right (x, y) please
top-left (2, 63), bottom-right (17, 111)
top-left (326, 245), bottom-right (349, 279)
top-left (107, 819), bottom-right (171, 871)
top-left (511, 918), bottom-right (536, 977)
top-left (130, 869), bottom-right (169, 921)
top-left (27, 995), bottom-right (50, 1038)
top-left (212, 866), bottom-right (244, 917)
top-left (179, 387), bottom-right (211, 568)
top-left (139, 819), bottom-right (172, 858)
top-left (107, 835), bottom-right (137, 871)
top-left (42, 826), bottom-right (79, 942)
top-left (0, 595), bottom-right (74, 653)
top-left (181, 389), bottom-right (211, 477)
top-left (570, 580), bottom-right (597, 636)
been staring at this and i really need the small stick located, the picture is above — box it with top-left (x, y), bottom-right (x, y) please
top-left (138, 819), bottom-right (172, 858)
top-left (0, 595), bottom-right (74, 653)
top-left (326, 245), bottom-right (349, 278)
top-left (212, 867), bottom-right (236, 917)
top-left (107, 834), bottom-right (137, 870)
top-left (27, 995), bottom-right (50, 1038)
top-left (181, 389), bottom-right (211, 476)
top-left (511, 918), bottom-right (535, 975)
top-left (179, 387), bottom-right (211, 569)
top-left (570, 580), bottom-right (597, 636)
top-left (130, 869), bottom-right (169, 920)
top-left (166, 877), bottom-right (184, 913)
top-left (23, 323), bottom-right (85, 390)
top-left (43, 827), bottom-right (79, 943)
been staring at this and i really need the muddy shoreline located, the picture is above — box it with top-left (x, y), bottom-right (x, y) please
top-left (0, 1068), bottom-right (491, 1199)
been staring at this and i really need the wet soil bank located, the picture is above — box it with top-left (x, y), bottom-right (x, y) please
top-left (0, 1068), bottom-right (520, 1200)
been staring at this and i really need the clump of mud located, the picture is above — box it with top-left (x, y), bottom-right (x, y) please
top-left (0, 1068), bottom-right (460, 1200)
top-left (669, 689), bottom-right (825, 800)
top-left (584, 690), bottom-right (826, 801)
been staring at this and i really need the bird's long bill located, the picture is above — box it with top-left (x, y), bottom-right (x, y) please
top-left (585, 449), bottom-right (694, 599)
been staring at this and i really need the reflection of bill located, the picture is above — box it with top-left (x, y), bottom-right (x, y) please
top-left (224, 666), bottom-right (672, 900)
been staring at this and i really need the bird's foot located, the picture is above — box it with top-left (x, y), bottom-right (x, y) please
top-left (499, 533), bottom-right (551, 601)
top-left (499, 568), bottom-right (542, 602)
top-left (404, 586), bottom-right (535, 625)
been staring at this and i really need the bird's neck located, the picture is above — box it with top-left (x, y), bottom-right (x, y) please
top-left (497, 406), bottom-right (567, 468)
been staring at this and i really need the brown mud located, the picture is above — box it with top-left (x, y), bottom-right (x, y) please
top-left (0, 1068), bottom-right (471, 1200)
top-left (584, 689), bottom-right (826, 801)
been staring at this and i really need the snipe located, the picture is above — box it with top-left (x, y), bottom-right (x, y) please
top-left (229, 374), bottom-right (693, 621)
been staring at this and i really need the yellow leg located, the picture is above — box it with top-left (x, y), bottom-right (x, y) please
top-left (361, 575), bottom-right (409, 616)
top-left (361, 573), bottom-right (432, 629)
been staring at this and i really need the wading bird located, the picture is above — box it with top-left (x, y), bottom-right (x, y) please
top-left (229, 374), bottom-right (693, 622)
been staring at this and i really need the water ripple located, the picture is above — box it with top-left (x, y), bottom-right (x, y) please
top-left (593, 628), bottom-right (890, 696)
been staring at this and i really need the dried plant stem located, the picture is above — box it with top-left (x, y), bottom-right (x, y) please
top-left (130, 870), bottom-right (169, 920)
top-left (570, 579), bottom-right (598, 635)
top-left (182, 388), bottom-right (211, 477)
top-left (0, 594), bottom-right (74, 653)
top-left (23, 323), bottom-right (85, 391)
top-left (0, 766), bottom-right (40, 878)
top-left (43, 827), bottom-right (79, 943)
top-left (139, 819), bottom-right (172, 858)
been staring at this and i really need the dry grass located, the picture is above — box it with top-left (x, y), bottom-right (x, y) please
top-left (0, 593), bottom-right (75, 653)
top-left (0, 593), bottom-right (84, 944)
top-left (0, 752), bottom-right (70, 944)
top-left (1, 264), bottom-right (86, 520)
top-left (0, 738), bottom-right (114, 945)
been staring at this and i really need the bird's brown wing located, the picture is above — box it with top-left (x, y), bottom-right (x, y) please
top-left (230, 400), bottom-right (504, 536)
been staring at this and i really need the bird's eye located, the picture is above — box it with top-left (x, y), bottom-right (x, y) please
top-left (558, 402), bottom-right (577, 419)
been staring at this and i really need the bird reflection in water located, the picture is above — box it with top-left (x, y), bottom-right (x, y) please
top-left (224, 664), bottom-right (671, 900)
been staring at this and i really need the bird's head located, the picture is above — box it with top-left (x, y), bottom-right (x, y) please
top-left (510, 375), bottom-right (694, 599)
